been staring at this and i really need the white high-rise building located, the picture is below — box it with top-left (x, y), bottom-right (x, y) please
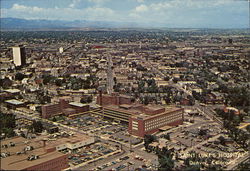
top-left (59, 47), bottom-right (64, 53)
top-left (12, 46), bottom-right (26, 66)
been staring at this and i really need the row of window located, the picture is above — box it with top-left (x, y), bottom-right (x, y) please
top-left (145, 112), bottom-right (181, 126)
top-left (145, 117), bottom-right (181, 131)
top-left (34, 157), bottom-right (66, 170)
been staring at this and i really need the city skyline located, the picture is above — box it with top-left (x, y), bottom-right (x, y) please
top-left (1, 0), bottom-right (249, 28)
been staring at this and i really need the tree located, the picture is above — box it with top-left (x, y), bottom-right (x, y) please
top-left (158, 155), bottom-right (175, 171)
top-left (2, 128), bottom-right (15, 138)
top-left (173, 78), bottom-right (179, 83)
top-left (237, 161), bottom-right (250, 171)
top-left (144, 134), bottom-right (157, 151)
top-left (0, 113), bottom-right (16, 129)
top-left (32, 121), bottom-right (43, 133)
top-left (52, 117), bottom-right (57, 122)
top-left (80, 96), bottom-right (93, 104)
top-left (198, 129), bottom-right (207, 136)
top-left (143, 96), bottom-right (150, 105)
top-left (164, 76), bottom-right (170, 81)
top-left (218, 136), bottom-right (226, 146)
top-left (55, 79), bottom-right (63, 86)
top-left (86, 96), bottom-right (93, 103)
top-left (0, 78), bottom-right (12, 89)
top-left (184, 165), bottom-right (201, 171)
top-left (157, 147), bottom-right (175, 171)
top-left (246, 125), bottom-right (250, 133)
top-left (113, 77), bottom-right (117, 84)
top-left (162, 133), bottom-right (170, 140)
top-left (15, 72), bottom-right (25, 81)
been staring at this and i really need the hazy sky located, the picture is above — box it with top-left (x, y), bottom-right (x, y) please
top-left (1, 0), bottom-right (249, 28)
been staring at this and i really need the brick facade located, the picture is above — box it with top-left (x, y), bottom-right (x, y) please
top-left (128, 108), bottom-right (184, 137)
top-left (97, 93), bottom-right (132, 106)
top-left (41, 98), bottom-right (89, 119)
top-left (24, 154), bottom-right (68, 171)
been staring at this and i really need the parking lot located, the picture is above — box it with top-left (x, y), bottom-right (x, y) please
top-left (90, 123), bottom-right (143, 146)
top-left (58, 114), bottom-right (143, 147)
top-left (92, 153), bottom-right (157, 171)
top-left (58, 114), bottom-right (107, 132)
top-left (60, 142), bottom-right (121, 167)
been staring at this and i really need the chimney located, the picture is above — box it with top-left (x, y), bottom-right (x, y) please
top-left (42, 139), bottom-right (47, 148)
top-left (99, 90), bottom-right (102, 106)
top-left (223, 104), bottom-right (228, 113)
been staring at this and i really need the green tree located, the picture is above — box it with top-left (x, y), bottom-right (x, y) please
top-left (237, 161), bottom-right (250, 171)
top-left (32, 121), bottom-right (44, 133)
top-left (2, 128), bottom-right (15, 138)
top-left (164, 76), bottom-right (170, 81)
top-left (246, 125), bottom-right (250, 133)
top-left (218, 136), bottom-right (226, 146)
top-left (144, 134), bottom-right (157, 151)
top-left (173, 78), bottom-right (179, 83)
top-left (156, 147), bottom-right (175, 171)
top-left (15, 72), bottom-right (25, 81)
top-left (52, 117), bottom-right (57, 122)
top-left (143, 96), bottom-right (150, 105)
top-left (0, 113), bottom-right (16, 129)
top-left (162, 133), bottom-right (170, 140)
top-left (55, 79), bottom-right (63, 86)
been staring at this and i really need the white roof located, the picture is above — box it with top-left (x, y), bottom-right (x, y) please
top-left (5, 99), bottom-right (25, 105)
top-left (69, 102), bottom-right (86, 107)
top-left (4, 89), bottom-right (21, 93)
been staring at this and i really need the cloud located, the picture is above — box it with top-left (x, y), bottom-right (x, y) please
top-left (1, 3), bottom-right (115, 21)
top-left (129, 0), bottom-right (248, 27)
top-left (1, 0), bottom-right (248, 28)
top-left (69, 0), bottom-right (82, 8)
top-left (12, 3), bottom-right (43, 12)
top-left (88, 0), bottom-right (110, 4)
top-left (85, 6), bottom-right (114, 20)
top-left (135, 4), bottom-right (148, 12)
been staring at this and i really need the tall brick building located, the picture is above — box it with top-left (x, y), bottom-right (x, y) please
top-left (97, 92), bottom-right (132, 106)
top-left (128, 107), bottom-right (184, 137)
top-left (97, 93), bottom-right (184, 137)
top-left (42, 98), bottom-right (89, 119)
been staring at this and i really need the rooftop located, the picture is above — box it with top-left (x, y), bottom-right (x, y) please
top-left (1, 137), bottom-right (67, 171)
top-left (5, 99), bottom-right (25, 105)
top-left (69, 102), bottom-right (87, 107)
top-left (4, 89), bottom-right (21, 93)
top-left (105, 104), bottom-right (182, 119)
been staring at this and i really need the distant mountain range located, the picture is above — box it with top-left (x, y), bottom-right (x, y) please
top-left (1, 18), bottom-right (248, 31)
top-left (0, 18), bottom-right (142, 30)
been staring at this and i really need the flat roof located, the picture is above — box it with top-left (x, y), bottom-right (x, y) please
top-left (119, 104), bottom-right (133, 109)
top-left (4, 89), bottom-right (21, 93)
top-left (159, 125), bottom-right (173, 131)
top-left (133, 107), bottom-right (183, 120)
top-left (104, 105), bottom-right (141, 115)
top-left (105, 105), bottom-right (182, 120)
top-left (1, 137), bottom-right (67, 170)
top-left (69, 102), bottom-right (87, 107)
top-left (145, 105), bottom-right (165, 111)
top-left (5, 99), bottom-right (25, 105)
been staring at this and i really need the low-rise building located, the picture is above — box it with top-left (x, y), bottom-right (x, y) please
top-left (5, 99), bottom-right (26, 109)
top-left (42, 98), bottom-right (89, 119)
top-left (1, 137), bottom-right (69, 171)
